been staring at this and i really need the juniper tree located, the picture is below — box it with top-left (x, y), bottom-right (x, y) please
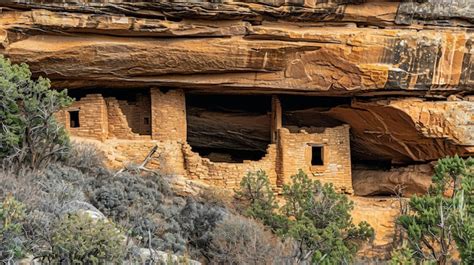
top-left (236, 169), bottom-right (374, 264)
top-left (397, 155), bottom-right (474, 264)
top-left (0, 56), bottom-right (72, 170)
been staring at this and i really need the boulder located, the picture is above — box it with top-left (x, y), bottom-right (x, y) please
top-left (353, 164), bottom-right (433, 196)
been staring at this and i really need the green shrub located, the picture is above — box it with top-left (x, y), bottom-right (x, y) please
top-left (42, 213), bottom-right (125, 264)
top-left (234, 170), bottom-right (280, 229)
top-left (398, 155), bottom-right (474, 264)
top-left (235, 169), bottom-right (374, 264)
top-left (0, 55), bottom-right (72, 170)
top-left (0, 195), bottom-right (26, 262)
top-left (389, 245), bottom-right (416, 265)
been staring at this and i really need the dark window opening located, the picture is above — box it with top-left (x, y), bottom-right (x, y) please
top-left (144, 117), bottom-right (150, 125)
top-left (69, 110), bottom-right (80, 128)
top-left (311, 146), bottom-right (324, 166)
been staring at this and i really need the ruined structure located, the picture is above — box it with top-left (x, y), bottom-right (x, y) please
top-left (1, 0), bottom-right (473, 250)
top-left (56, 90), bottom-right (353, 192)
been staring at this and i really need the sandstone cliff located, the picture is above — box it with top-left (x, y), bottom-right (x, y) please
top-left (0, 1), bottom-right (472, 165)
top-left (1, 0), bottom-right (473, 258)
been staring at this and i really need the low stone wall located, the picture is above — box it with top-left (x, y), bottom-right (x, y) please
top-left (182, 143), bottom-right (279, 190)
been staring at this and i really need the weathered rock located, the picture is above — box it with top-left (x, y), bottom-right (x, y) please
top-left (1, 1), bottom-right (470, 162)
top-left (60, 200), bottom-right (106, 220)
top-left (135, 248), bottom-right (201, 265)
top-left (351, 196), bottom-right (401, 258)
top-left (353, 164), bottom-right (433, 196)
top-left (0, 2), bottom-right (472, 260)
top-left (0, 1), bottom-right (474, 92)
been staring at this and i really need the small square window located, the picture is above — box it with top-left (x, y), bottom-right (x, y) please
top-left (144, 117), bottom-right (150, 125)
top-left (69, 110), bottom-right (80, 128)
top-left (311, 146), bottom-right (324, 166)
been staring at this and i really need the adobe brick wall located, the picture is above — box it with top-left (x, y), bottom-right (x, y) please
top-left (57, 94), bottom-right (108, 141)
top-left (278, 125), bottom-right (353, 193)
top-left (150, 88), bottom-right (187, 142)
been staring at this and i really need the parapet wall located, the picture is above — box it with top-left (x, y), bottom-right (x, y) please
top-left (182, 143), bottom-right (279, 190)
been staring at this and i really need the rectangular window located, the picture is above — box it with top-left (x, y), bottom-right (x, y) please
top-left (311, 146), bottom-right (324, 166)
top-left (69, 110), bottom-right (80, 128)
top-left (144, 117), bottom-right (150, 125)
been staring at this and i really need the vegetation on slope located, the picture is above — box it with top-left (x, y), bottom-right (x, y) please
top-left (392, 156), bottom-right (474, 265)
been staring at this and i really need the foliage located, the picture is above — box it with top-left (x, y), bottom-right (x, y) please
top-left (90, 172), bottom-right (169, 220)
top-left (88, 172), bottom-right (225, 258)
top-left (0, 55), bottom-right (72, 170)
top-left (176, 197), bottom-right (225, 257)
top-left (0, 195), bottom-right (26, 263)
top-left (235, 169), bottom-right (374, 264)
top-left (41, 213), bottom-right (125, 264)
top-left (234, 170), bottom-right (282, 229)
top-left (208, 215), bottom-right (288, 264)
top-left (389, 244), bottom-right (416, 265)
top-left (64, 142), bottom-right (108, 175)
top-left (397, 155), bottom-right (474, 264)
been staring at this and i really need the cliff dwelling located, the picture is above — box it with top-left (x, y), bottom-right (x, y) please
top-left (55, 86), bottom-right (473, 197)
top-left (57, 90), bottom-right (354, 193)
top-left (2, 0), bottom-right (474, 256)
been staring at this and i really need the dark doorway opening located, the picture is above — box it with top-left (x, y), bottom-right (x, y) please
top-left (69, 110), bottom-right (80, 128)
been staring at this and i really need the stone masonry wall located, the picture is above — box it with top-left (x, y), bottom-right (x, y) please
top-left (150, 88), bottom-right (187, 142)
top-left (117, 93), bottom-right (151, 135)
top-left (58, 90), bottom-right (352, 192)
top-left (183, 144), bottom-right (278, 190)
top-left (105, 97), bottom-right (138, 139)
top-left (278, 125), bottom-right (352, 193)
top-left (57, 94), bottom-right (108, 141)
top-left (103, 140), bottom-right (186, 176)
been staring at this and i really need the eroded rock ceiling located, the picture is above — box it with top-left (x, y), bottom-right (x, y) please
top-left (0, 0), bottom-right (473, 164)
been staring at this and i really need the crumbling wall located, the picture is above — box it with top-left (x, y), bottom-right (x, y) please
top-left (278, 125), bottom-right (352, 193)
top-left (57, 94), bottom-right (108, 141)
top-left (104, 140), bottom-right (186, 176)
top-left (117, 93), bottom-right (151, 135)
top-left (105, 97), bottom-right (138, 139)
top-left (57, 89), bottom-right (352, 192)
top-left (183, 144), bottom-right (278, 189)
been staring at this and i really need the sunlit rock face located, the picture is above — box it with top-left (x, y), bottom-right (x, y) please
top-left (0, 0), bottom-right (472, 169)
top-left (1, 0), bottom-right (473, 258)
